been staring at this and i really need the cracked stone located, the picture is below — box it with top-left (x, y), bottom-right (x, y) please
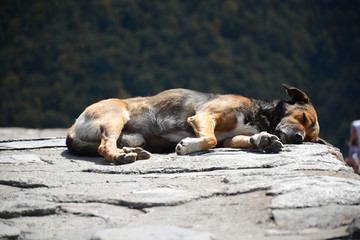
top-left (0, 200), bottom-right (58, 219)
top-left (347, 216), bottom-right (360, 238)
top-left (7, 214), bottom-right (107, 240)
top-left (0, 154), bottom-right (46, 164)
top-left (0, 138), bottom-right (65, 150)
top-left (0, 179), bottom-right (48, 188)
top-left (0, 172), bottom-right (61, 188)
top-left (269, 176), bottom-right (360, 209)
top-left (91, 226), bottom-right (212, 240)
top-left (132, 187), bottom-right (188, 194)
top-left (272, 205), bottom-right (360, 229)
top-left (0, 223), bottom-right (21, 239)
top-left (0, 128), bottom-right (67, 141)
top-left (60, 203), bottom-right (143, 223)
top-left (80, 144), bottom-right (350, 175)
top-left (1, 130), bottom-right (359, 240)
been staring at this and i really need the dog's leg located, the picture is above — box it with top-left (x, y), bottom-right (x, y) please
top-left (97, 120), bottom-right (134, 164)
top-left (176, 114), bottom-right (217, 155)
top-left (223, 135), bottom-right (257, 149)
top-left (98, 121), bottom-right (151, 164)
top-left (122, 147), bottom-right (151, 160)
top-left (223, 132), bottom-right (283, 153)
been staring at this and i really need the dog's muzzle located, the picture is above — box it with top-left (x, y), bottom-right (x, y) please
top-left (275, 128), bottom-right (304, 144)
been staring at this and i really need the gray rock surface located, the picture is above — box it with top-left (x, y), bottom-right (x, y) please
top-left (347, 216), bottom-right (360, 237)
top-left (0, 223), bottom-right (20, 239)
top-left (0, 138), bottom-right (65, 150)
top-left (91, 226), bottom-right (212, 240)
top-left (0, 128), bottom-right (67, 141)
top-left (0, 128), bottom-right (359, 240)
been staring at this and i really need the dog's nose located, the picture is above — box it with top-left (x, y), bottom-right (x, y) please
top-left (293, 132), bottom-right (303, 144)
top-left (275, 128), bottom-right (303, 144)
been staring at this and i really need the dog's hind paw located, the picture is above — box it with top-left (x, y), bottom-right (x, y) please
top-left (123, 147), bottom-right (151, 160)
top-left (250, 132), bottom-right (283, 153)
top-left (176, 138), bottom-right (201, 155)
top-left (113, 147), bottom-right (151, 165)
top-left (114, 152), bottom-right (137, 165)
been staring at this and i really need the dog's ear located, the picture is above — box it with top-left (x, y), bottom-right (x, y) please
top-left (282, 83), bottom-right (309, 103)
top-left (315, 137), bottom-right (332, 146)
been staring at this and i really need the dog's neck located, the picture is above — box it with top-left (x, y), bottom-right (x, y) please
top-left (250, 99), bottom-right (285, 133)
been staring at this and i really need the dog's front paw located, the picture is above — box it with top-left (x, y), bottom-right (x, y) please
top-left (176, 138), bottom-right (201, 155)
top-left (250, 132), bottom-right (283, 153)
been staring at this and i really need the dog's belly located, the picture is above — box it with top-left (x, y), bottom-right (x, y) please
top-left (145, 131), bottom-right (195, 153)
top-left (161, 131), bottom-right (195, 142)
top-left (119, 130), bottom-right (195, 153)
top-left (121, 112), bottom-right (195, 152)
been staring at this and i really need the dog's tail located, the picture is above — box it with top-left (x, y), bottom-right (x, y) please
top-left (66, 128), bottom-right (100, 156)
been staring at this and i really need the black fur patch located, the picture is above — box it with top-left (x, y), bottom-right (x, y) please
top-left (249, 99), bottom-right (285, 133)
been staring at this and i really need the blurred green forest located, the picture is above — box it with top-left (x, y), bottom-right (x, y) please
top-left (1, 0), bottom-right (359, 154)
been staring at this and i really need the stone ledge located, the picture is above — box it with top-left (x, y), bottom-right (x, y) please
top-left (0, 129), bottom-right (359, 240)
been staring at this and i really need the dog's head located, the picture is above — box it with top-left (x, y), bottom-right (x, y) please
top-left (275, 84), bottom-right (327, 145)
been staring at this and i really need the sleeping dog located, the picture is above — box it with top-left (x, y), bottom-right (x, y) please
top-left (66, 84), bottom-right (327, 164)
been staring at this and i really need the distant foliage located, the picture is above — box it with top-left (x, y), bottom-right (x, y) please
top-left (1, 0), bottom-right (359, 153)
